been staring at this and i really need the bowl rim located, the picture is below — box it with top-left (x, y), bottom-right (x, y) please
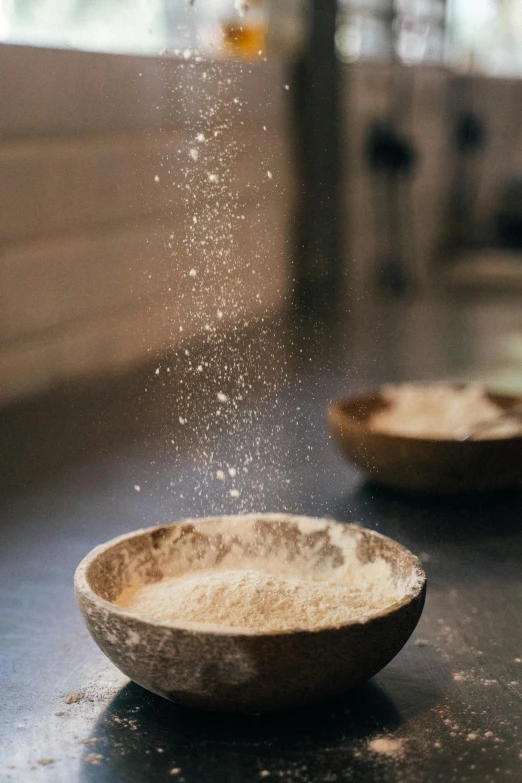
top-left (328, 387), bottom-right (522, 445)
top-left (74, 514), bottom-right (426, 638)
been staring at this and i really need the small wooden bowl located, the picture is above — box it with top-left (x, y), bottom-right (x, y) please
top-left (75, 514), bottom-right (425, 713)
top-left (328, 391), bottom-right (522, 493)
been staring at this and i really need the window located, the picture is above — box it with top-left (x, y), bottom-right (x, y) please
top-left (0, 0), bottom-right (169, 56)
top-left (336, 0), bottom-right (522, 76)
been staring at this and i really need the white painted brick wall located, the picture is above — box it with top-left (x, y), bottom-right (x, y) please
top-left (0, 45), bottom-right (295, 405)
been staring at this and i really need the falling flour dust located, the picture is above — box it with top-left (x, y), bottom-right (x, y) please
top-left (145, 4), bottom-right (294, 517)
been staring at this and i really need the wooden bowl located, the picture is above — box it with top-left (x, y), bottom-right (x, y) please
top-left (328, 391), bottom-right (522, 493)
top-left (74, 514), bottom-right (425, 713)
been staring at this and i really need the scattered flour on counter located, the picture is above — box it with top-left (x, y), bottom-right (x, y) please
top-left (64, 693), bottom-right (82, 704)
top-left (367, 738), bottom-right (404, 757)
top-left (453, 672), bottom-right (471, 682)
top-left (117, 567), bottom-right (401, 633)
top-left (85, 753), bottom-right (103, 766)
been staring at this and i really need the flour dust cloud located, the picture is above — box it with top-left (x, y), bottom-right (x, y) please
top-left (141, 14), bottom-right (296, 517)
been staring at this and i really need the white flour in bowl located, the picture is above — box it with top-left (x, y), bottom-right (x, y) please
top-left (117, 566), bottom-right (401, 633)
top-left (371, 383), bottom-right (520, 439)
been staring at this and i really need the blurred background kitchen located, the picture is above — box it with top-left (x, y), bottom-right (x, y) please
top-left (3, 0), bottom-right (522, 471)
top-left (5, 6), bottom-right (522, 775)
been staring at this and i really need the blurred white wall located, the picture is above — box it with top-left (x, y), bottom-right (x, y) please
top-left (0, 45), bottom-right (295, 405)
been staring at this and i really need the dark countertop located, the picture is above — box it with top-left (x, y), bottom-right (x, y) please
top-left (1, 301), bottom-right (522, 783)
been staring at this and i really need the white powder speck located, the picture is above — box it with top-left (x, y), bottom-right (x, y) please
top-left (267, 171), bottom-right (273, 180)
top-left (229, 489), bottom-right (240, 498)
top-left (154, 175), bottom-right (160, 182)
top-left (179, 417), bottom-right (187, 425)
top-left (284, 84), bottom-right (290, 90)
top-left (155, 368), bottom-right (160, 375)
top-left (196, 133), bottom-right (206, 142)
top-left (217, 310), bottom-right (223, 319)
top-left (228, 468), bottom-right (237, 478)
top-left (367, 738), bottom-right (403, 757)
top-left (189, 148), bottom-right (199, 161)
top-left (414, 638), bottom-right (429, 647)
top-left (467, 733), bottom-right (478, 741)
top-left (134, 485), bottom-right (141, 492)
top-left (85, 753), bottom-right (103, 766)
top-left (189, 268), bottom-right (197, 277)
top-left (216, 470), bottom-right (226, 480)
top-left (183, 49), bottom-right (191, 59)
top-left (170, 769), bottom-right (182, 776)
top-left (208, 173), bottom-right (219, 184)
top-left (217, 392), bottom-right (229, 403)
top-left (64, 693), bottom-right (82, 704)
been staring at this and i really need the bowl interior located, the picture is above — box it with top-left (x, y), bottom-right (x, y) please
top-left (333, 389), bottom-right (522, 440)
top-left (83, 515), bottom-right (424, 629)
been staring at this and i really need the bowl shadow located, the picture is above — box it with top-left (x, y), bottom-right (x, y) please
top-left (80, 680), bottom-right (402, 783)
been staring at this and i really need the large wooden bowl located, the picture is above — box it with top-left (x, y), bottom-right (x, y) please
top-left (75, 514), bottom-right (425, 713)
top-left (328, 391), bottom-right (522, 493)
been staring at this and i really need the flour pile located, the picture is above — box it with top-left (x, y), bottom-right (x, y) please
top-left (371, 383), bottom-right (520, 439)
top-left (117, 567), bottom-right (401, 632)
